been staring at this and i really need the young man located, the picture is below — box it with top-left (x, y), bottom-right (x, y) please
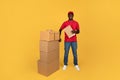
top-left (59, 11), bottom-right (80, 71)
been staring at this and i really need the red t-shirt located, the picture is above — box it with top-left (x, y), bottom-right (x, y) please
top-left (60, 20), bottom-right (80, 42)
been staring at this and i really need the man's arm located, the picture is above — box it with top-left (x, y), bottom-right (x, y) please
top-left (59, 29), bottom-right (62, 42)
top-left (72, 21), bottom-right (80, 34)
top-left (72, 29), bottom-right (80, 34)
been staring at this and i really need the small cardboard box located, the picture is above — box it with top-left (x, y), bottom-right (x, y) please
top-left (37, 60), bottom-right (59, 76)
top-left (40, 30), bottom-right (54, 41)
top-left (54, 32), bottom-right (59, 40)
top-left (40, 49), bottom-right (59, 63)
top-left (63, 25), bottom-right (75, 38)
top-left (40, 40), bottom-right (59, 52)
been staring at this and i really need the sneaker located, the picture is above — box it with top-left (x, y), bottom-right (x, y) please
top-left (74, 65), bottom-right (80, 71)
top-left (63, 65), bottom-right (67, 70)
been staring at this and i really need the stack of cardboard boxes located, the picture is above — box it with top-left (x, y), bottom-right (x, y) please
top-left (38, 30), bottom-right (59, 76)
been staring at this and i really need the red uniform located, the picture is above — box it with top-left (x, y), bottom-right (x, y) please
top-left (60, 20), bottom-right (80, 42)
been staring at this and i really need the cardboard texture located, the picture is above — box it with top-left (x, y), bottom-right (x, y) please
top-left (38, 60), bottom-right (59, 76)
top-left (40, 49), bottom-right (59, 63)
top-left (38, 30), bottom-right (60, 76)
top-left (54, 32), bottom-right (59, 40)
top-left (40, 40), bottom-right (59, 52)
top-left (40, 30), bottom-right (59, 41)
top-left (40, 30), bottom-right (54, 41)
top-left (63, 25), bottom-right (75, 38)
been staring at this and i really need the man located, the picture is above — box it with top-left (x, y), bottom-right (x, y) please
top-left (59, 11), bottom-right (80, 71)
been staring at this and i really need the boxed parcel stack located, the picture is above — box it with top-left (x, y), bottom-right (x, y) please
top-left (37, 30), bottom-right (59, 76)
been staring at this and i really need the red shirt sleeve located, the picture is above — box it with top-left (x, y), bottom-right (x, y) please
top-left (60, 22), bottom-right (66, 30)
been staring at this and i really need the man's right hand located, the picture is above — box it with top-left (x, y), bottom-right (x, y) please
top-left (59, 29), bottom-right (62, 42)
top-left (58, 38), bottom-right (62, 42)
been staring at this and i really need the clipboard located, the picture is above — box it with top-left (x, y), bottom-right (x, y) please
top-left (63, 25), bottom-right (75, 38)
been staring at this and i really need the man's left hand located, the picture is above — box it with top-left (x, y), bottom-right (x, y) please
top-left (71, 30), bottom-right (76, 34)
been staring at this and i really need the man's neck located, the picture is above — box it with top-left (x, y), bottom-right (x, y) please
top-left (68, 19), bottom-right (73, 21)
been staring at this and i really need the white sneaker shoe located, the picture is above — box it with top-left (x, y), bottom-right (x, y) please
top-left (74, 65), bottom-right (80, 71)
top-left (63, 65), bottom-right (67, 70)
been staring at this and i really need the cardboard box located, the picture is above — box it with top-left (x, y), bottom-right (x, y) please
top-left (37, 60), bottom-right (59, 76)
top-left (63, 25), bottom-right (75, 38)
top-left (40, 40), bottom-right (59, 52)
top-left (54, 32), bottom-right (59, 40)
top-left (40, 49), bottom-right (59, 63)
top-left (40, 30), bottom-right (54, 41)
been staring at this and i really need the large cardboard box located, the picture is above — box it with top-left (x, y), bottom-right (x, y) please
top-left (40, 49), bottom-right (59, 63)
top-left (54, 32), bottom-right (59, 40)
top-left (37, 60), bottom-right (59, 76)
top-left (40, 30), bottom-right (54, 41)
top-left (63, 25), bottom-right (75, 38)
top-left (40, 40), bottom-right (59, 52)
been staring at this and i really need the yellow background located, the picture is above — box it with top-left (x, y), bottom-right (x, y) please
top-left (0, 0), bottom-right (120, 80)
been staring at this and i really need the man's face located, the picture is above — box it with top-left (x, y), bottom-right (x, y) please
top-left (68, 14), bottom-right (74, 20)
